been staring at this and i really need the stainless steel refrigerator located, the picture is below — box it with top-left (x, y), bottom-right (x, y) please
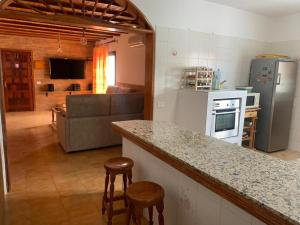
top-left (249, 58), bottom-right (298, 152)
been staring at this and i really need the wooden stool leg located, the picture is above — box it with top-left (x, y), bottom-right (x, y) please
top-left (108, 173), bottom-right (116, 225)
top-left (123, 173), bottom-right (128, 207)
top-left (156, 201), bottom-right (164, 225)
top-left (128, 170), bottom-right (133, 184)
top-left (126, 202), bottom-right (133, 225)
top-left (148, 206), bottom-right (154, 225)
top-left (134, 207), bottom-right (143, 225)
top-left (102, 170), bottom-right (109, 215)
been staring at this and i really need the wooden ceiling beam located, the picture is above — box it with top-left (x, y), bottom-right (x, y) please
top-left (69, 0), bottom-right (75, 14)
top-left (100, 0), bottom-right (113, 19)
top-left (13, 0), bottom-right (49, 15)
top-left (0, 21), bottom-right (117, 37)
top-left (39, 0), bottom-right (56, 13)
top-left (0, 17), bottom-right (124, 35)
top-left (114, 0), bottom-right (149, 29)
top-left (54, 0), bottom-right (65, 14)
top-left (109, 0), bottom-right (127, 22)
top-left (0, 24), bottom-right (112, 39)
top-left (0, 0), bottom-right (14, 9)
top-left (81, 0), bottom-right (85, 15)
top-left (0, 10), bottom-right (153, 33)
top-left (8, 0), bottom-right (136, 21)
top-left (69, 0), bottom-right (123, 12)
top-left (0, 30), bottom-right (99, 42)
top-left (91, 0), bottom-right (98, 18)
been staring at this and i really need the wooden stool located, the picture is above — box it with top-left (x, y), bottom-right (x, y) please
top-left (126, 181), bottom-right (165, 225)
top-left (102, 157), bottom-right (134, 225)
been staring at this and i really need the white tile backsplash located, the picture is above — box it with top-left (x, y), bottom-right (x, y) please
top-left (153, 27), bottom-right (267, 122)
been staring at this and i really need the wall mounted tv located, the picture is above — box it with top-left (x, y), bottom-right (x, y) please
top-left (49, 58), bottom-right (85, 79)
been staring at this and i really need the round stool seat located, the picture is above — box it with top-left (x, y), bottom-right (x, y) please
top-left (104, 157), bottom-right (134, 172)
top-left (127, 181), bottom-right (164, 208)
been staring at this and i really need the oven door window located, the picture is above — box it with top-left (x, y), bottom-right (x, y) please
top-left (215, 113), bottom-right (236, 132)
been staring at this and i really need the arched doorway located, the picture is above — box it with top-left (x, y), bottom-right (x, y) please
top-left (0, 0), bottom-right (154, 192)
top-left (0, 0), bottom-right (155, 119)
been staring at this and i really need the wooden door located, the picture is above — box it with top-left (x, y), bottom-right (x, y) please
top-left (1, 50), bottom-right (34, 112)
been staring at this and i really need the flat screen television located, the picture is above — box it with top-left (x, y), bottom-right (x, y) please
top-left (49, 58), bottom-right (85, 79)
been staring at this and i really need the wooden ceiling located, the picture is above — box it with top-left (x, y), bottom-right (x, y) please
top-left (0, 0), bottom-right (152, 42)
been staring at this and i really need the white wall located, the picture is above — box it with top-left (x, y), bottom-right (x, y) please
top-left (267, 13), bottom-right (300, 42)
top-left (132, 0), bottom-right (272, 41)
top-left (108, 34), bottom-right (145, 86)
top-left (130, 0), bottom-right (272, 121)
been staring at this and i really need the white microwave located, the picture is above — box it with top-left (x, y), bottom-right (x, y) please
top-left (246, 93), bottom-right (260, 108)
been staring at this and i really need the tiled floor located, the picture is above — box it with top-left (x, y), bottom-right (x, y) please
top-left (4, 111), bottom-right (133, 225)
top-left (4, 111), bottom-right (300, 225)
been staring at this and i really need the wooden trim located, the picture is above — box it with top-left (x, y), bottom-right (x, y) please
top-left (112, 124), bottom-right (296, 225)
top-left (144, 33), bottom-right (155, 120)
top-left (0, 52), bottom-right (10, 192)
top-left (116, 82), bottom-right (144, 92)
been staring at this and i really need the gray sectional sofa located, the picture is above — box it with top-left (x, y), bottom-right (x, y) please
top-left (56, 93), bottom-right (144, 152)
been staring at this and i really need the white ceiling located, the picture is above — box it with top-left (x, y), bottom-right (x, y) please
top-left (205, 0), bottom-right (300, 17)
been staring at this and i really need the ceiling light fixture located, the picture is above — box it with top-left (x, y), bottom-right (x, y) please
top-left (57, 33), bottom-right (63, 53)
top-left (80, 29), bottom-right (88, 46)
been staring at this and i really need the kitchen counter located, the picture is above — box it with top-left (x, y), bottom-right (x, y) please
top-left (112, 120), bottom-right (300, 225)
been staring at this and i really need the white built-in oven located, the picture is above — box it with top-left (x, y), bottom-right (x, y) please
top-left (211, 99), bottom-right (241, 139)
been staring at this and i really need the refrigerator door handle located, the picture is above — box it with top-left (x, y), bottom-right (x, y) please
top-left (276, 73), bottom-right (281, 85)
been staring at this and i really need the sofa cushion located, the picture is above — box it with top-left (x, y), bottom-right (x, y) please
top-left (66, 94), bottom-right (110, 118)
top-left (110, 93), bottom-right (144, 115)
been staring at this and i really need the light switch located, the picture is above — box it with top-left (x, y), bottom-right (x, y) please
top-left (36, 81), bottom-right (42, 85)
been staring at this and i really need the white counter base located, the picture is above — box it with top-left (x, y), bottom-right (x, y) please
top-left (123, 138), bottom-right (265, 225)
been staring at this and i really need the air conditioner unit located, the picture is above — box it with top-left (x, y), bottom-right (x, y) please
top-left (128, 35), bottom-right (145, 48)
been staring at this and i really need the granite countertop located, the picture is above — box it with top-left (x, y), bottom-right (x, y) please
top-left (112, 120), bottom-right (300, 225)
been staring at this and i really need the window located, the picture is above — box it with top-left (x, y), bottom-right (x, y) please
top-left (107, 51), bottom-right (116, 86)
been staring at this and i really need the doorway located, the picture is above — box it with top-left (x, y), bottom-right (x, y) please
top-left (1, 49), bottom-right (34, 112)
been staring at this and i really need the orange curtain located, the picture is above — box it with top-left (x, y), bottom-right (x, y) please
top-left (93, 45), bottom-right (109, 94)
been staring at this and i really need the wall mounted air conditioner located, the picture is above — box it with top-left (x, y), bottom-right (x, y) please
top-left (128, 35), bottom-right (145, 48)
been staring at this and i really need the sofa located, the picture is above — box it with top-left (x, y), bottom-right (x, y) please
top-left (56, 93), bottom-right (144, 152)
